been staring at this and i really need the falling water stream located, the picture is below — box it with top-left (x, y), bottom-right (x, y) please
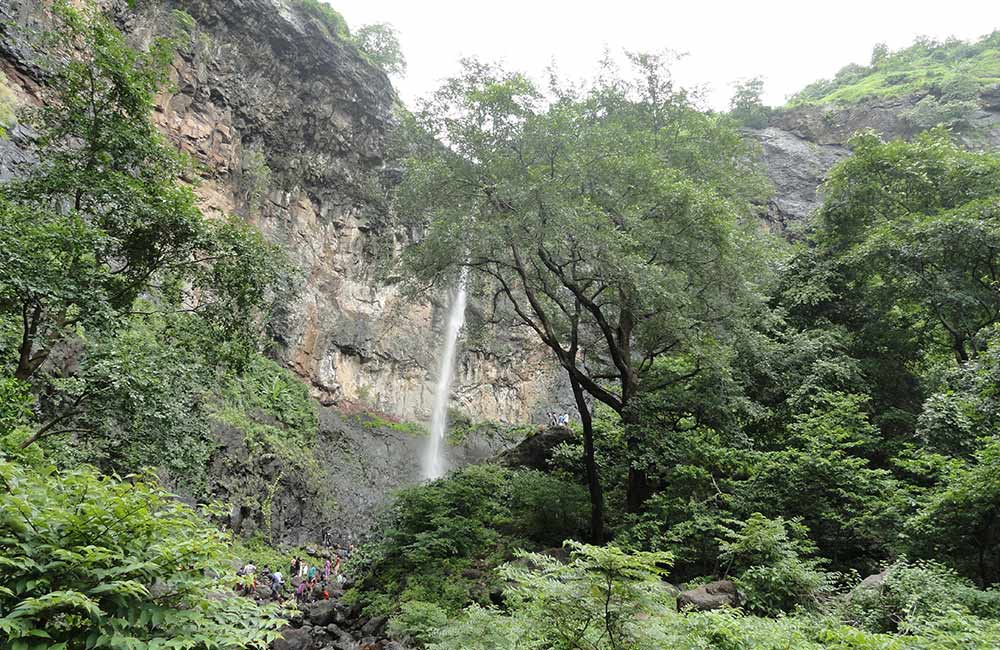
top-left (422, 276), bottom-right (468, 480)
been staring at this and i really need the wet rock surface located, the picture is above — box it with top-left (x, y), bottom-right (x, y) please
top-left (206, 408), bottom-right (521, 547)
top-left (272, 589), bottom-right (412, 650)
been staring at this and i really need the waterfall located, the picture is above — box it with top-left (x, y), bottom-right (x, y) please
top-left (423, 275), bottom-right (468, 480)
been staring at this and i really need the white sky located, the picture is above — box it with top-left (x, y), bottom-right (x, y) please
top-left (328, 0), bottom-right (999, 111)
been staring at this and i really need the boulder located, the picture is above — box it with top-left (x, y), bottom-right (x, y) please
top-left (271, 626), bottom-right (313, 650)
top-left (498, 426), bottom-right (575, 471)
top-left (677, 580), bottom-right (741, 612)
top-left (360, 614), bottom-right (388, 637)
top-left (858, 569), bottom-right (889, 591)
top-left (305, 600), bottom-right (339, 627)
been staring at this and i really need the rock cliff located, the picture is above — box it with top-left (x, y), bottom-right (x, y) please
top-left (3, 0), bottom-right (998, 545)
top-left (754, 91), bottom-right (1000, 229)
top-left (0, 0), bottom-right (566, 545)
top-left (0, 0), bottom-right (568, 425)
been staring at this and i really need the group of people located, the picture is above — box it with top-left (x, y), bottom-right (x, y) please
top-left (546, 411), bottom-right (571, 427)
top-left (236, 551), bottom-right (347, 603)
top-left (290, 555), bottom-right (343, 604)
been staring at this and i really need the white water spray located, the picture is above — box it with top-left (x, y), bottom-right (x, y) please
top-left (423, 275), bottom-right (468, 480)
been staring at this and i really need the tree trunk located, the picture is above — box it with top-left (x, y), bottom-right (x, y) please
top-left (570, 374), bottom-right (605, 543)
top-left (623, 410), bottom-right (650, 513)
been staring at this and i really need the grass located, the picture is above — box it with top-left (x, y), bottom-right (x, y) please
top-left (291, 0), bottom-right (350, 40)
top-left (789, 31), bottom-right (1000, 106)
top-left (355, 411), bottom-right (429, 438)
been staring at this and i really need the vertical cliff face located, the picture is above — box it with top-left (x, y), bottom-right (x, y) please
top-left (127, 0), bottom-right (567, 424)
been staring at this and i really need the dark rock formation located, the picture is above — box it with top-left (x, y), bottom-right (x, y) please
top-left (202, 408), bottom-right (517, 547)
top-left (497, 425), bottom-right (575, 471)
top-left (274, 594), bottom-right (412, 650)
top-left (677, 579), bottom-right (742, 612)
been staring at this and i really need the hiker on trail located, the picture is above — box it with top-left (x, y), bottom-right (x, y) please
top-left (239, 563), bottom-right (257, 596)
top-left (270, 568), bottom-right (284, 600)
top-left (322, 585), bottom-right (329, 600)
top-left (291, 557), bottom-right (300, 577)
top-left (333, 555), bottom-right (341, 577)
top-left (299, 562), bottom-right (308, 579)
top-left (324, 558), bottom-right (332, 581)
top-left (295, 579), bottom-right (308, 604)
top-left (308, 564), bottom-right (318, 581)
top-left (558, 412), bottom-right (570, 426)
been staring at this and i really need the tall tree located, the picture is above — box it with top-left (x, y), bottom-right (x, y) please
top-left (393, 55), bottom-right (770, 538)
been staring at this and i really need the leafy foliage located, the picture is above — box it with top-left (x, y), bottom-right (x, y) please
top-left (0, 72), bottom-right (15, 136)
top-left (430, 544), bottom-right (1000, 650)
top-left (394, 52), bottom-right (772, 538)
top-left (729, 76), bottom-right (772, 128)
top-left (791, 31), bottom-right (1000, 106)
top-left (353, 23), bottom-right (406, 76)
top-left (0, 1), bottom-right (290, 457)
top-left (0, 458), bottom-right (286, 649)
top-left (720, 513), bottom-right (835, 615)
top-left (348, 464), bottom-right (589, 616)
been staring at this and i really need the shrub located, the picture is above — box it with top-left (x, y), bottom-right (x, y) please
top-left (844, 558), bottom-right (1000, 634)
top-left (387, 600), bottom-right (448, 645)
top-left (720, 513), bottom-right (835, 615)
top-left (509, 470), bottom-right (589, 547)
top-left (0, 459), bottom-right (285, 648)
top-left (349, 465), bottom-right (590, 617)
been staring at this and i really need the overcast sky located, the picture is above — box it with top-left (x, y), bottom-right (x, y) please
top-left (328, 0), bottom-right (999, 111)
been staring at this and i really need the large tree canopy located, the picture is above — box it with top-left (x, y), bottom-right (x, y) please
top-left (393, 54), bottom-right (772, 537)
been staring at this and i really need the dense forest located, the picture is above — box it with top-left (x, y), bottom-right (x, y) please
top-left (2, 2), bottom-right (1000, 649)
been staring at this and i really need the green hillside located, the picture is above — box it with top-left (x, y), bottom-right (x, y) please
top-left (790, 30), bottom-right (1000, 106)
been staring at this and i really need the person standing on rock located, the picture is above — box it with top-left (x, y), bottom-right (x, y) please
top-left (324, 557), bottom-right (332, 581)
top-left (290, 557), bottom-right (300, 578)
top-left (270, 568), bottom-right (284, 600)
top-left (295, 579), bottom-right (307, 604)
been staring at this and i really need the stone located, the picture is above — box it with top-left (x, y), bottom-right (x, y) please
top-left (305, 600), bottom-right (339, 627)
top-left (858, 569), bottom-right (889, 591)
top-left (498, 426), bottom-right (575, 471)
top-left (677, 580), bottom-right (741, 612)
top-left (271, 626), bottom-right (313, 650)
top-left (360, 614), bottom-right (388, 637)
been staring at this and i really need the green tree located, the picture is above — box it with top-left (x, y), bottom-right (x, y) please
top-left (0, 2), bottom-right (288, 450)
top-left (394, 54), bottom-right (770, 538)
top-left (817, 129), bottom-right (1000, 364)
top-left (729, 76), bottom-right (771, 128)
top-left (0, 458), bottom-right (286, 648)
top-left (353, 23), bottom-right (406, 76)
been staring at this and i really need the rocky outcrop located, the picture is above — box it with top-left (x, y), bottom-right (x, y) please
top-left (205, 409), bottom-right (518, 547)
top-left (498, 425), bottom-right (575, 471)
top-left (676, 579), bottom-right (742, 612)
top-left (753, 126), bottom-right (848, 232)
top-left (752, 90), bottom-right (1000, 230)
